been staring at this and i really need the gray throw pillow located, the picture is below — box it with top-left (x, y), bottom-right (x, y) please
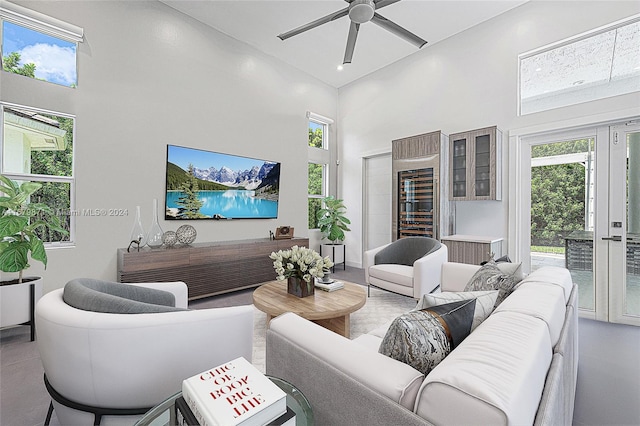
top-left (413, 290), bottom-right (498, 331)
top-left (379, 299), bottom-right (475, 375)
top-left (464, 261), bottom-right (521, 307)
top-left (63, 278), bottom-right (186, 314)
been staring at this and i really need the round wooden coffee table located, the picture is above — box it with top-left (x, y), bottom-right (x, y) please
top-left (253, 280), bottom-right (366, 338)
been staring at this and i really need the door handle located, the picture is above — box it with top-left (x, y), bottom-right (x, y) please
top-left (602, 235), bottom-right (622, 241)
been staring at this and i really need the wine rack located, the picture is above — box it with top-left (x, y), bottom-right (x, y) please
top-left (397, 168), bottom-right (436, 238)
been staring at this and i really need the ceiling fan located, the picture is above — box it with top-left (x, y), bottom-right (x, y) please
top-left (277, 0), bottom-right (427, 64)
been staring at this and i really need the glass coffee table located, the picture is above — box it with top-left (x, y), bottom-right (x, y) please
top-left (134, 376), bottom-right (313, 426)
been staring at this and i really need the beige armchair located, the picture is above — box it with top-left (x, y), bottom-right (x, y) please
top-left (364, 237), bottom-right (448, 298)
top-left (36, 279), bottom-right (254, 426)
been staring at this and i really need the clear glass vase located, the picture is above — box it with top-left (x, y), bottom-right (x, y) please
top-left (146, 199), bottom-right (164, 248)
top-left (129, 206), bottom-right (147, 247)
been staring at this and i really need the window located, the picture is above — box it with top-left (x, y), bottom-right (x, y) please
top-left (1, 103), bottom-right (75, 244)
top-left (307, 112), bottom-right (333, 229)
top-left (519, 15), bottom-right (640, 115)
top-left (1, 1), bottom-right (83, 87)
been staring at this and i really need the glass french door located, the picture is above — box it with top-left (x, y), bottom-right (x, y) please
top-left (608, 124), bottom-right (640, 325)
top-left (519, 121), bottom-right (640, 325)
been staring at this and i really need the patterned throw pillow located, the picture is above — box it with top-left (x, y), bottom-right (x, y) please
top-left (379, 299), bottom-right (475, 375)
top-left (413, 290), bottom-right (498, 331)
top-left (464, 261), bottom-right (521, 307)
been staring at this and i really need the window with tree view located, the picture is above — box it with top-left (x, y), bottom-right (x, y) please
top-left (308, 118), bottom-right (329, 229)
top-left (1, 105), bottom-right (74, 243)
top-left (2, 20), bottom-right (78, 87)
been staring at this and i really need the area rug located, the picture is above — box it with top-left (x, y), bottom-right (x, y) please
top-left (251, 287), bottom-right (417, 373)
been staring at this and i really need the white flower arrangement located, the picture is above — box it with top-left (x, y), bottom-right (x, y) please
top-left (270, 245), bottom-right (334, 282)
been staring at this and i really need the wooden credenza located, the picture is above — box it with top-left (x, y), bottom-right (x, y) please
top-left (117, 238), bottom-right (309, 300)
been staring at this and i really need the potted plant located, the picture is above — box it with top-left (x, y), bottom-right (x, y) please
top-left (0, 175), bottom-right (67, 339)
top-left (317, 196), bottom-right (351, 269)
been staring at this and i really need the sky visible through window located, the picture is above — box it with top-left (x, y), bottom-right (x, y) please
top-left (2, 21), bottom-right (77, 87)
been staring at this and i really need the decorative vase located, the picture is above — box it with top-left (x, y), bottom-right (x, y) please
top-left (146, 199), bottom-right (164, 248)
top-left (287, 276), bottom-right (314, 298)
top-left (129, 206), bottom-right (147, 247)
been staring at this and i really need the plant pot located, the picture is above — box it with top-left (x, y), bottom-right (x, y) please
top-left (0, 276), bottom-right (42, 341)
top-left (287, 276), bottom-right (314, 298)
top-left (321, 243), bottom-right (345, 271)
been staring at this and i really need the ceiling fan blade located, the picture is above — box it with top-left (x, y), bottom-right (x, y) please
top-left (278, 7), bottom-right (349, 40)
top-left (371, 13), bottom-right (427, 48)
top-left (343, 22), bottom-right (360, 64)
top-left (374, 0), bottom-right (401, 9)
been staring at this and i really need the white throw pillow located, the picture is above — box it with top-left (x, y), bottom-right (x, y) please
top-left (496, 262), bottom-right (525, 281)
top-left (413, 290), bottom-right (499, 331)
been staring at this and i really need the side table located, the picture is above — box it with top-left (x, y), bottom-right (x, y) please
top-left (134, 376), bottom-right (313, 426)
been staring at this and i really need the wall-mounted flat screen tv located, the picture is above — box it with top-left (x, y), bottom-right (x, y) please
top-left (165, 145), bottom-right (280, 220)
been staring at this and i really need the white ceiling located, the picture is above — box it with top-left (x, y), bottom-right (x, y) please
top-left (161, 0), bottom-right (528, 88)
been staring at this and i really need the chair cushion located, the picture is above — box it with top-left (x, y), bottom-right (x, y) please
top-left (464, 261), bottom-right (522, 307)
top-left (379, 300), bottom-right (475, 375)
top-left (368, 264), bottom-right (414, 287)
top-left (413, 290), bottom-right (499, 331)
top-left (63, 278), bottom-right (186, 314)
top-left (374, 237), bottom-right (441, 266)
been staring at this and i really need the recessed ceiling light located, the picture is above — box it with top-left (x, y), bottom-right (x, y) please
top-left (572, 80), bottom-right (585, 86)
top-left (337, 65), bottom-right (344, 71)
top-left (536, 67), bottom-right (542, 72)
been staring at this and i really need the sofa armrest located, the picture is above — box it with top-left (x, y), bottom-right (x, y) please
top-left (413, 245), bottom-right (448, 297)
top-left (128, 281), bottom-right (189, 309)
top-left (266, 313), bottom-right (426, 426)
top-left (364, 243), bottom-right (391, 284)
top-left (440, 262), bottom-right (480, 292)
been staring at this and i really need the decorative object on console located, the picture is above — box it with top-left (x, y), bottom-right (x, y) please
top-left (275, 226), bottom-right (294, 239)
top-left (270, 245), bottom-right (333, 298)
top-left (176, 224), bottom-right (197, 245)
top-left (162, 230), bottom-right (177, 247)
top-left (379, 299), bottom-right (476, 375)
top-left (464, 260), bottom-right (522, 307)
top-left (130, 205), bottom-right (147, 247)
top-left (413, 290), bottom-right (498, 331)
top-left (147, 199), bottom-right (164, 248)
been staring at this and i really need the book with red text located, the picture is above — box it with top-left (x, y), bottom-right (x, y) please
top-left (182, 357), bottom-right (287, 426)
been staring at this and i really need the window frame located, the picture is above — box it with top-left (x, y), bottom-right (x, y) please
top-left (518, 14), bottom-right (640, 116)
top-left (1, 0), bottom-right (83, 88)
top-left (307, 112), bottom-right (333, 230)
top-left (0, 102), bottom-right (76, 246)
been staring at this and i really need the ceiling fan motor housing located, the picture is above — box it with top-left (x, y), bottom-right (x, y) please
top-left (349, 0), bottom-right (375, 24)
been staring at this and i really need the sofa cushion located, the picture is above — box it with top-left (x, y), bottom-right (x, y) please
top-left (369, 264), bottom-right (413, 287)
top-left (464, 262), bottom-right (521, 307)
top-left (494, 282), bottom-right (566, 346)
top-left (515, 266), bottom-right (573, 303)
top-left (413, 290), bottom-right (498, 331)
top-left (379, 300), bottom-right (475, 375)
top-left (63, 278), bottom-right (185, 314)
top-left (415, 311), bottom-right (552, 426)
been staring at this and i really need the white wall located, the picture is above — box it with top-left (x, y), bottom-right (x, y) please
top-left (337, 0), bottom-right (640, 268)
top-left (0, 0), bottom-right (338, 291)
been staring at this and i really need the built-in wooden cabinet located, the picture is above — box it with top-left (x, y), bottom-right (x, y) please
top-left (449, 126), bottom-right (502, 201)
top-left (117, 238), bottom-right (308, 300)
top-left (441, 235), bottom-right (503, 265)
top-left (391, 130), bottom-right (450, 241)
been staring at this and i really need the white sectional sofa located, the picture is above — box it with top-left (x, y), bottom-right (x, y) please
top-left (266, 262), bottom-right (578, 425)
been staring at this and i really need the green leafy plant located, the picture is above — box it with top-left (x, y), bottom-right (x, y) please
top-left (317, 196), bottom-right (351, 244)
top-left (0, 175), bottom-right (68, 283)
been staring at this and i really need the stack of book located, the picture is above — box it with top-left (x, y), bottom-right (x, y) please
top-left (180, 357), bottom-right (293, 426)
top-left (314, 278), bottom-right (344, 292)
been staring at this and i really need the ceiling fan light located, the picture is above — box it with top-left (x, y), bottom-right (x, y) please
top-left (349, 0), bottom-right (375, 24)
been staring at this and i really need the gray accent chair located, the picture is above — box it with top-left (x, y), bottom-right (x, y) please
top-left (36, 279), bottom-right (254, 426)
top-left (364, 237), bottom-right (448, 298)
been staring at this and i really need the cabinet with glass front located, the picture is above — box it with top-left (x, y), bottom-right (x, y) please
top-left (449, 126), bottom-right (502, 201)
